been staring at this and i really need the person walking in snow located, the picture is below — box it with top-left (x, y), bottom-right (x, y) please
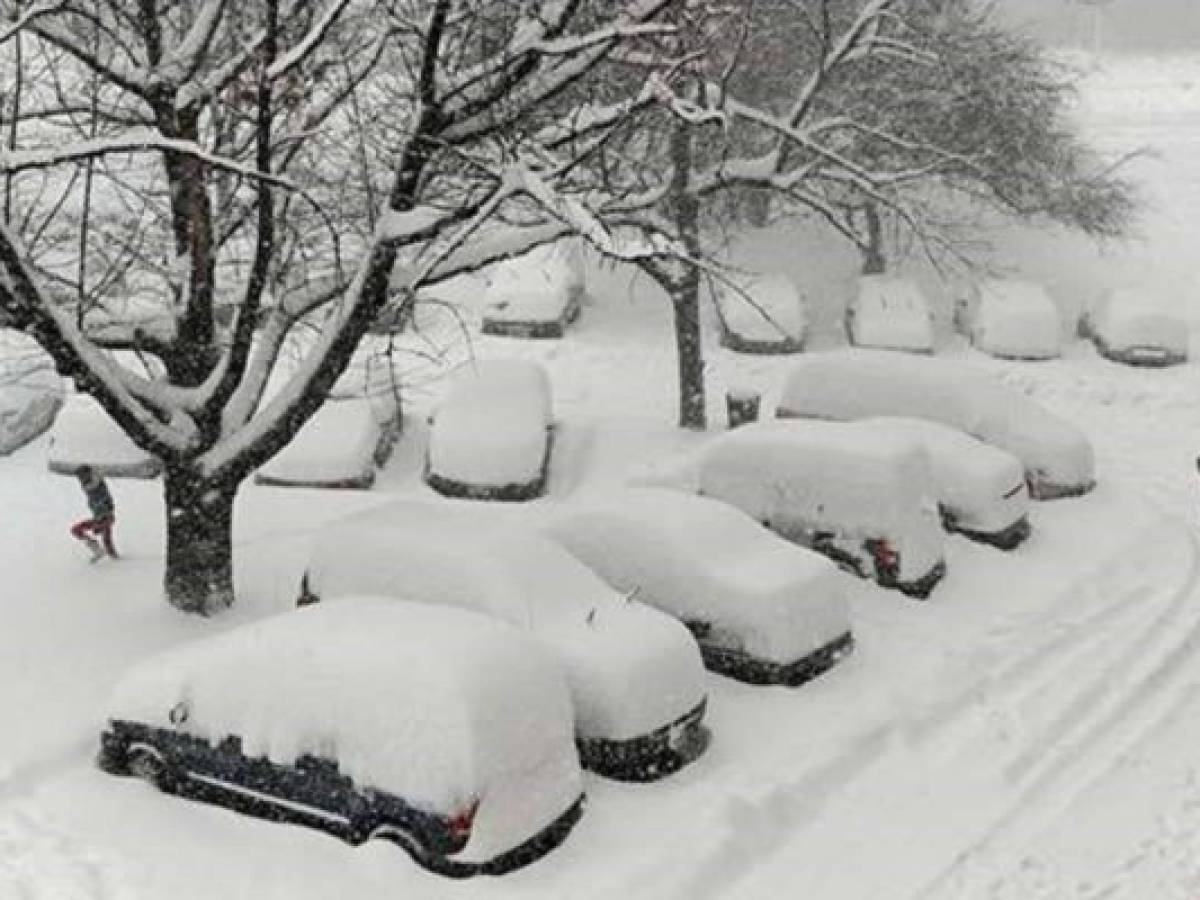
top-left (70, 465), bottom-right (119, 561)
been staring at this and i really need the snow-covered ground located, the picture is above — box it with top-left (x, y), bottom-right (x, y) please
top-left (5, 54), bottom-right (1200, 899)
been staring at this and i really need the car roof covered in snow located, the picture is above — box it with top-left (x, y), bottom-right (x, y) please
top-left (105, 596), bottom-right (577, 810)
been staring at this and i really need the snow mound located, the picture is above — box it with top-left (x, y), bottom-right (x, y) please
top-left (255, 397), bottom-right (400, 489)
top-left (47, 396), bottom-right (160, 478)
top-left (971, 279), bottom-right (1061, 360)
top-left (847, 275), bottom-right (934, 352)
top-left (306, 500), bottom-right (706, 743)
top-left (543, 488), bottom-right (850, 664)
top-left (426, 359), bottom-right (553, 495)
top-left (714, 272), bottom-right (807, 351)
top-left (482, 240), bottom-right (585, 325)
top-left (776, 349), bottom-right (1095, 499)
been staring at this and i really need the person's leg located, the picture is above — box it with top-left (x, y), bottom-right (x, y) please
top-left (98, 518), bottom-right (118, 557)
top-left (71, 518), bottom-right (104, 559)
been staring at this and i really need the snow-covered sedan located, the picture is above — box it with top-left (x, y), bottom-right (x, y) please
top-left (970, 279), bottom-right (1061, 360)
top-left (714, 272), bottom-right (807, 353)
top-left (299, 500), bottom-right (709, 780)
top-left (47, 395), bottom-right (161, 478)
top-left (775, 349), bottom-right (1096, 500)
top-left (0, 344), bottom-right (62, 455)
top-left (98, 597), bottom-right (585, 877)
top-left (425, 359), bottom-right (553, 501)
top-left (542, 488), bottom-right (853, 685)
top-left (1084, 287), bottom-right (1188, 367)
top-left (845, 275), bottom-right (935, 353)
top-left (857, 417), bottom-right (1031, 549)
top-left (481, 240), bottom-right (585, 338)
top-left (696, 420), bottom-right (947, 598)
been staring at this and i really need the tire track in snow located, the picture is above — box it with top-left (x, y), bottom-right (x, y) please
top-left (915, 521), bottom-right (1200, 899)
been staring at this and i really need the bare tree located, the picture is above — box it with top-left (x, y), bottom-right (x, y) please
top-left (0, 0), bottom-right (676, 615)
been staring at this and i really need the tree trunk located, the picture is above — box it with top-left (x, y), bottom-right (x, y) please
top-left (671, 275), bottom-right (707, 430)
top-left (861, 203), bottom-right (886, 275)
top-left (163, 466), bottom-right (238, 616)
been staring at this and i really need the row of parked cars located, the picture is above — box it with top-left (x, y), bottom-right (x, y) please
top-left (96, 346), bottom-right (1095, 877)
top-left (710, 270), bottom-right (1190, 366)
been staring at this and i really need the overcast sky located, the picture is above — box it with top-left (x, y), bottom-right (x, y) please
top-left (999, 0), bottom-right (1200, 54)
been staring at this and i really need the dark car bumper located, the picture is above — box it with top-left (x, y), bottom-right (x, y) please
top-left (577, 698), bottom-right (708, 782)
top-left (953, 515), bottom-right (1031, 551)
top-left (695, 628), bottom-right (854, 687)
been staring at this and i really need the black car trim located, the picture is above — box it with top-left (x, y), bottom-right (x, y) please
top-left (577, 698), bottom-right (708, 782)
top-left (696, 630), bottom-right (854, 687)
top-left (185, 771), bottom-right (351, 824)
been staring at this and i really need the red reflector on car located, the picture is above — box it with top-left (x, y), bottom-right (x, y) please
top-left (448, 800), bottom-right (480, 840)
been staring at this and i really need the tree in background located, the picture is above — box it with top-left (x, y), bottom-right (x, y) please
top-left (0, 0), bottom-right (675, 614)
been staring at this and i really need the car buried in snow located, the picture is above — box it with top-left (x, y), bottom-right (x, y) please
top-left (695, 420), bottom-right (948, 599)
top-left (425, 359), bottom-right (554, 501)
top-left (1082, 287), bottom-right (1189, 367)
top-left (480, 240), bottom-right (585, 339)
top-left (775, 349), bottom-right (1096, 500)
top-left (855, 417), bottom-right (1031, 549)
top-left (968, 278), bottom-right (1062, 361)
top-left (845, 275), bottom-right (935, 354)
top-left (713, 272), bottom-right (808, 354)
top-left (298, 500), bottom-right (710, 780)
top-left (542, 488), bottom-right (854, 686)
top-left (98, 597), bottom-right (585, 878)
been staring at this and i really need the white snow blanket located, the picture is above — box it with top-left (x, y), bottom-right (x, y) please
top-left (542, 488), bottom-right (849, 664)
top-left (776, 349), bottom-right (1096, 498)
top-left (696, 420), bottom-right (945, 583)
top-left (971, 279), bottom-right (1061, 359)
top-left (427, 359), bottom-right (552, 489)
top-left (715, 272), bottom-right (807, 346)
top-left (306, 500), bottom-right (706, 742)
top-left (857, 417), bottom-right (1030, 534)
top-left (0, 366), bottom-right (63, 456)
top-left (47, 395), bottom-right (160, 478)
top-left (482, 240), bottom-right (585, 324)
top-left (106, 597), bottom-right (582, 863)
top-left (847, 275), bottom-right (934, 352)
top-left (1090, 287), bottom-right (1188, 357)
top-left (255, 396), bottom-right (399, 488)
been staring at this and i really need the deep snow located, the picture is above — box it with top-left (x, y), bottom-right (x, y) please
top-left (4, 54), bottom-right (1200, 900)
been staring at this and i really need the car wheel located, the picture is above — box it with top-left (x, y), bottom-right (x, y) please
top-left (127, 747), bottom-right (176, 793)
top-left (369, 824), bottom-right (450, 875)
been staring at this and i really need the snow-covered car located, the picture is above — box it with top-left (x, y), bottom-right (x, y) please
top-left (542, 488), bottom-right (853, 685)
top-left (714, 272), bottom-right (807, 353)
top-left (425, 359), bottom-right (554, 501)
top-left (47, 395), bottom-right (161, 478)
top-left (481, 241), bottom-right (585, 338)
top-left (98, 597), bottom-right (585, 877)
top-left (254, 396), bottom-right (401, 489)
top-left (696, 420), bottom-right (947, 598)
top-left (775, 349), bottom-right (1095, 500)
top-left (857, 417), bottom-right (1031, 548)
top-left (1083, 288), bottom-right (1188, 367)
top-left (845, 275), bottom-right (935, 353)
top-left (970, 279), bottom-right (1061, 360)
top-left (299, 500), bottom-right (709, 780)
top-left (0, 352), bottom-right (63, 455)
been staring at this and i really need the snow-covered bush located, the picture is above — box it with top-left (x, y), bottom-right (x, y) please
top-left (845, 276), bottom-right (934, 353)
top-left (302, 500), bottom-right (708, 779)
top-left (542, 488), bottom-right (852, 684)
top-left (481, 241), bottom-right (585, 338)
top-left (857, 417), bottom-right (1031, 547)
top-left (971, 279), bottom-right (1061, 360)
top-left (696, 420), bottom-right (947, 598)
top-left (713, 272), bottom-right (807, 353)
top-left (47, 395), bottom-right (160, 478)
top-left (1086, 288), bottom-right (1188, 366)
top-left (103, 596), bottom-right (584, 871)
top-left (426, 359), bottom-right (553, 501)
top-left (776, 349), bottom-right (1096, 499)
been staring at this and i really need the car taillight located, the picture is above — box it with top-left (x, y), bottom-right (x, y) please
top-left (870, 539), bottom-right (899, 575)
top-left (447, 800), bottom-right (479, 844)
